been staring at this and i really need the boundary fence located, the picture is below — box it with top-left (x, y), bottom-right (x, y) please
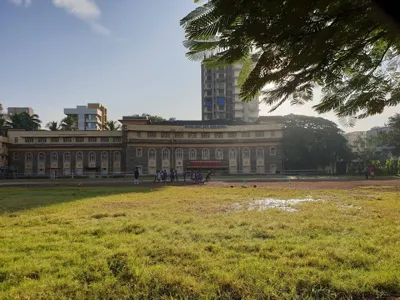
top-left (0, 169), bottom-right (334, 180)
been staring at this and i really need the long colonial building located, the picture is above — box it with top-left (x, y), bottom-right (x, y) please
top-left (4, 116), bottom-right (283, 177)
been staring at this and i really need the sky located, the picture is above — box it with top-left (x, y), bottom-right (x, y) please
top-left (0, 0), bottom-right (398, 132)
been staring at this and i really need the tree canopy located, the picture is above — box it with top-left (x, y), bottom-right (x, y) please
top-left (281, 115), bottom-right (352, 169)
top-left (181, 0), bottom-right (400, 119)
top-left (0, 117), bottom-right (6, 136)
top-left (6, 112), bottom-right (41, 131)
top-left (60, 115), bottom-right (77, 131)
top-left (46, 121), bottom-right (60, 131)
top-left (104, 121), bottom-right (121, 131)
top-left (132, 113), bottom-right (176, 123)
top-left (380, 113), bottom-right (400, 156)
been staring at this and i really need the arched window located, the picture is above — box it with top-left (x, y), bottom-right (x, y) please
top-left (215, 148), bottom-right (223, 160)
top-left (202, 148), bottom-right (210, 160)
top-left (175, 148), bottom-right (183, 160)
top-left (12, 152), bottom-right (18, 160)
top-left (25, 152), bottom-right (33, 164)
top-left (89, 151), bottom-right (96, 163)
top-left (242, 147), bottom-right (250, 159)
top-left (189, 148), bottom-right (196, 160)
top-left (229, 148), bottom-right (237, 160)
top-left (148, 149), bottom-right (156, 160)
top-left (76, 152), bottom-right (83, 163)
top-left (114, 151), bottom-right (121, 163)
top-left (51, 152), bottom-right (58, 164)
top-left (63, 152), bottom-right (71, 163)
top-left (162, 148), bottom-right (170, 160)
top-left (38, 152), bottom-right (45, 163)
top-left (101, 151), bottom-right (108, 163)
top-left (256, 147), bottom-right (264, 159)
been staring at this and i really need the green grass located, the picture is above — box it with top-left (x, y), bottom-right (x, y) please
top-left (0, 186), bottom-right (399, 299)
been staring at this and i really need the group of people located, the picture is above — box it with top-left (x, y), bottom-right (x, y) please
top-left (0, 166), bottom-right (17, 180)
top-left (152, 169), bottom-right (213, 184)
top-left (363, 165), bottom-right (375, 180)
top-left (134, 167), bottom-right (213, 185)
top-left (153, 169), bottom-right (180, 183)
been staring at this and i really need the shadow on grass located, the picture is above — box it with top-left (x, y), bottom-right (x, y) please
top-left (0, 186), bottom-right (163, 213)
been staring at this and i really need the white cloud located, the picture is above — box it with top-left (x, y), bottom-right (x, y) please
top-left (89, 21), bottom-right (111, 36)
top-left (52, 0), bottom-right (110, 35)
top-left (9, 0), bottom-right (110, 35)
top-left (8, 0), bottom-right (32, 7)
top-left (52, 0), bottom-right (100, 19)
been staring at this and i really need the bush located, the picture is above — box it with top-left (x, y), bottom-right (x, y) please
top-left (385, 158), bottom-right (398, 175)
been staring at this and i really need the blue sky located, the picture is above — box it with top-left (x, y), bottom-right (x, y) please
top-left (0, 0), bottom-right (397, 131)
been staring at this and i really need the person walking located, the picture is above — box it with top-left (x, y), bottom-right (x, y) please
top-left (157, 170), bottom-right (161, 183)
top-left (134, 167), bottom-right (139, 184)
top-left (205, 169), bottom-right (213, 182)
top-left (369, 166), bottom-right (375, 180)
top-left (183, 170), bottom-right (187, 183)
top-left (174, 169), bottom-right (179, 182)
top-left (364, 166), bottom-right (369, 180)
top-left (170, 169), bottom-right (175, 183)
top-left (153, 170), bottom-right (158, 183)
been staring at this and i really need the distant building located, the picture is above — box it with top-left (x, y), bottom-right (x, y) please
top-left (343, 131), bottom-right (367, 153)
top-left (345, 127), bottom-right (397, 159)
top-left (367, 126), bottom-right (397, 159)
top-left (0, 136), bottom-right (8, 167)
top-left (6, 116), bottom-right (284, 177)
top-left (201, 63), bottom-right (259, 122)
top-left (64, 103), bottom-right (108, 131)
top-left (7, 107), bottom-right (34, 116)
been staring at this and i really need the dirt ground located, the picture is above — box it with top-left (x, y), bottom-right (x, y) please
top-left (205, 180), bottom-right (400, 190)
top-left (1, 179), bottom-right (400, 190)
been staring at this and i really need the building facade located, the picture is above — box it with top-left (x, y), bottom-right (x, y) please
top-left (344, 131), bottom-right (367, 153)
top-left (7, 107), bottom-right (35, 116)
top-left (201, 63), bottom-right (259, 122)
top-left (64, 103), bottom-right (108, 131)
top-left (7, 131), bottom-right (123, 177)
top-left (5, 117), bottom-right (283, 177)
top-left (0, 137), bottom-right (8, 167)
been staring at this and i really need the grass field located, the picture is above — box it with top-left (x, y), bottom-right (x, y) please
top-left (0, 185), bottom-right (399, 299)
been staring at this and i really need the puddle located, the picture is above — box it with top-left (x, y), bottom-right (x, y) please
top-left (230, 197), bottom-right (316, 213)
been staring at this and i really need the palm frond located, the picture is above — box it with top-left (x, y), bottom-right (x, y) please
top-left (180, 2), bottom-right (214, 27)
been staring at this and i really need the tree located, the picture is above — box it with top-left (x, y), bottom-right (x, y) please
top-left (398, 159), bottom-right (400, 175)
top-left (46, 121), bottom-right (60, 131)
top-left (132, 113), bottom-right (174, 123)
top-left (6, 112), bottom-right (41, 131)
top-left (380, 113), bottom-right (400, 156)
top-left (104, 120), bottom-right (121, 131)
top-left (282, 115), bottom-right (352, 170)
top-left (181, 0), bottom-right (400, 119)
top-left (351, 135), bottom-right (385, 162)
top-left (385, 157), bottom-right (397, 175)
top-left (60, 115), bottom-right (77, 131)
top-left (0, 117), bottom-right (5, 136)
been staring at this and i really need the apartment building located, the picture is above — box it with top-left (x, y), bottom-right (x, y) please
top-left (7, 107), bottom-right (34, 116)
top-left (201, 63), bottom-right (259, 122)
top-left (64, 103), bottom-right (107, 131)
top-left (343, 131), bottom-right (367, 153)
